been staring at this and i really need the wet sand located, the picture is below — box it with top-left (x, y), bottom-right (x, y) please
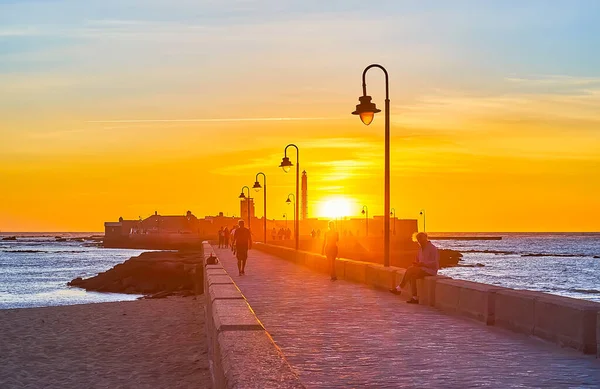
top-left (0, 297), bottom-right (212, 389)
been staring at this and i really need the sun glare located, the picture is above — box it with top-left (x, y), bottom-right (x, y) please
top-left (317, 197), bottom-right (355, 219)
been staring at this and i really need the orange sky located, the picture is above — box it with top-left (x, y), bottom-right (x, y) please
top-left (1, 2), bottom-right (599, 232)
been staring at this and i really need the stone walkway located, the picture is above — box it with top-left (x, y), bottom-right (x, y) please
top-left (213, 246), bottom-right (600, 388)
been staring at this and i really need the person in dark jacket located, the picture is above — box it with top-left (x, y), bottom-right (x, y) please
top-left (233, 220), bottom-right (252, 276)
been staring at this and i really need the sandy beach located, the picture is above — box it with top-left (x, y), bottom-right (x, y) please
top-left (0, 297), bottom-right (212, 389)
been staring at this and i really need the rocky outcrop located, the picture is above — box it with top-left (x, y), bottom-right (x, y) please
top-left (2, 236), bottom-right (17, 241)
top-left (68, 251), bottom-right (204, 298)
top-left (439, 249), bottom-right (464, 268)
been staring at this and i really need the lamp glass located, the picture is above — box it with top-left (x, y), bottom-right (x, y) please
top-left (359, 111), bottom-right (375, 126)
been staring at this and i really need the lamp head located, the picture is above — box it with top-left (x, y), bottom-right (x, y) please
top-left (252, 181), bottom-right (262, 192)
top-left (286, 198), bottom-right (291, 205)
top-left (279, 156), bottom-right (293, 173)
top-left (238, 192), bottom-right (246, 199)
top-left (420, 211), bottom-right (423, 215)
top-left (361, 209), bottom-right (365, 215)
top-left (352, 95), bottom-right (381, 126)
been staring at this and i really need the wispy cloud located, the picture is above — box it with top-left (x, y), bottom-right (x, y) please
top-left (87, 117), bottom-right (343, 123)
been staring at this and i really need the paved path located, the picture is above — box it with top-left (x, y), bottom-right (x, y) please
top-left (213, 246), bottom-right (600, 388)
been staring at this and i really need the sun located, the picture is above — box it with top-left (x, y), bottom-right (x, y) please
top-left (316, 196), bottom-right (355, 219)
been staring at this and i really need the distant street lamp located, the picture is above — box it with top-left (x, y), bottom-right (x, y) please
top-left (420, 209), bottom-right (426, 232)
top-left (390, 208), bottom-right (396, 235)
top-left (283, 213), bottom-right (288, 228)
top-left (238, 186), bottom-right (251, 231)
top-left (352, 64), bottom-right (391, 267)
top-left (286, 193), bottom-right (296, 237)
top-left (279, 144), bottom-right (300, 250)
top-left (253, 172), bottom-right (267, 243)
top-left (361, 205), bottom-right (369, 238)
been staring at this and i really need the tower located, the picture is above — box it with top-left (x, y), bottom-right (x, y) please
top-left (301, 170), bottom-right (308, 220)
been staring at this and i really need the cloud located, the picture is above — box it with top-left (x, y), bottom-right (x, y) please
top-left (86, 117), bottom-right (343, 123)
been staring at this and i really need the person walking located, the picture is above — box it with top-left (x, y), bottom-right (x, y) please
top-left (391, 232), bottom-right (439, 304)
top-left (322, 221), bottom-right (339, 281)
top-left (217, 227), bottom-right (224, 248)
top-left (230, 225), bottom-right (237, 254)
top-left (271, 227), bottom-right (277, 241)
top-left (233, 220), bottom-right (252, 276)
top-left (223, 227), bottom-right (230, 248)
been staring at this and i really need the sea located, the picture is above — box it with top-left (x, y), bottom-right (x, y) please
top-left (0, 233), bottom-right (146, 309)
top-left (436, 232), bottom-right (600, 302)
top-left (0, 232), bottom-right (599, 309)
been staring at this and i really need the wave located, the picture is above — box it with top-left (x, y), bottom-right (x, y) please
top-left (569, 288), bottom-right (600, 295)
top-left (463, 250), bottom-right (595, 258)
top-left (462, 249), bottom-right (517, 255)
top-left (2, 250), bottom-right (86, 254)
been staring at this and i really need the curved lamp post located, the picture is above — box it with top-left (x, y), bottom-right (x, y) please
top-left (279, 144), bottom-right (300, 250)
top-left (361, 205), bottom-right (369, 238)
top-left (420, 209), bottom-right (426, 233)
top-left (253, 172), bottom-right (267, 243)
top-left (390, 208), bottom-right (396, 235)
top-left (286, 193), bottom-right (296, 238)
top-left (238, 186), bottom-right (251, 231)
top-left (352, 64), bottom-right (391, 267)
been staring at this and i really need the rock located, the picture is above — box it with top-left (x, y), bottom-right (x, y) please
top-left (2, 236), bottom-right (17, 241)
top-left (67, 250), bottom-right (204, 298)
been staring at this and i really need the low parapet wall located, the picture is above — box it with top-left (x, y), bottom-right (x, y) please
top-left (202, 242), bottom-right (305, 389)
top-left (254, 243), bottom-right (600, 357)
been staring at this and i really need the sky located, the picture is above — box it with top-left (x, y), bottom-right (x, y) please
top-left (1, 0), bottom-right (599, 232)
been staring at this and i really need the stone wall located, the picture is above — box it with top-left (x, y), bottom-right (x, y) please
top-left (254, 243), bottom-right (600, 357)
top-left (202, 242), bottom-right (305, 388)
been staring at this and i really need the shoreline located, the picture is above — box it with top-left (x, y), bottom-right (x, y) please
top-left (0, 297), bottom-right (212, 388)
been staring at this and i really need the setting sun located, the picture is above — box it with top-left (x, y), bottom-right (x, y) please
top-left (316, 196), bottom-right (357, 219)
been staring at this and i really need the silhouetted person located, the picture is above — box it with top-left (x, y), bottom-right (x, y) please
top-left (311, 229), bottom-right (316, 238)
top-left (285, 228), bottom-right (292, 240)
top-left (271, 227), bottom-right (277, 241)
top-left (322, 221), bottom-right (339, 281)
top-left (316, 229), bottom-right (321, 238)
top-left (278, 228), bottom-right (284, 240)
top-left (230, 225), bottom-right (237, 254)
top-left (218, 227), bottom-right (224, 248)
top-left (233, 220), bottom-right (252, 276)
top-left (223, 227), bottom-right (230, 247)
top-left (391, 232), bottom-right (439, 304)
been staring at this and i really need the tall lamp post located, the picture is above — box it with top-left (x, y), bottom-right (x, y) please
top-left (279, 144), bottom-right (300, 250)
top-left (238, 186), bottom-right (251, 231)
top-left (390, 208), bottom-right (396, 235)
top-left (253, 172), bottom-right (267, 243)
top-left (420, 209), bottom-right (426, 233)
top-left (286, 194), bottom-right (296, 237)
top-left (361, 205), bottom-right (369, 238)
top-left (352, 64), bottom-right (391, 267)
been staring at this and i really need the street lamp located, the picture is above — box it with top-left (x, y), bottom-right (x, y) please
top-left (420, 209), bottom-right (426, 233)
top-left (283, 213), bottom-right (288, 228)
top-left (286, 193), bottom-right (296, 238)
top-left (279, 144), bottom-right (300, 250)
top-left (253, 172), bottom-right (267, 243)
top-left (361, 205), bottom-right (369, 238)
top-left (238, 186), bottom-right (251, 231)
top-left (352, 64), bottom-right (391, 267)
top-left (390, 208), bottom-right (396, 235)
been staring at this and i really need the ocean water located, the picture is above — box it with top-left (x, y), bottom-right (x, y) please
top-left (0, 233), bottom-right (147, 309)
top-left (436, 233), bottom-right (600, 302)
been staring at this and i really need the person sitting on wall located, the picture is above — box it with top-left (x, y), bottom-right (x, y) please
top-left (390, 232), bottom-right (439, 304)
top-left (233, 220), bottom-right (252, 276)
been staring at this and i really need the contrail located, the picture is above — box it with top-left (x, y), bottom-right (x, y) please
top-left (87, 117), bottom-right (344, 123)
